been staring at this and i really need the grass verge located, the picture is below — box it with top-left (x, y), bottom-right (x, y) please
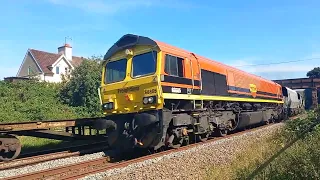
top-left (206, 109), bottom-right (320, 180)
top-left (206, 128), bottom-right (283, 180)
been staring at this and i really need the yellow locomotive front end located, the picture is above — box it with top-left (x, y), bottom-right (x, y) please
top-left (99, 47), bottom-right (163, 115)
top-left (96, 34), bottom-right (166, 150)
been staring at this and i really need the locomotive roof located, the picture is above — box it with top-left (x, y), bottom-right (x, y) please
top-left (104, 34), bottom-right (157, 60)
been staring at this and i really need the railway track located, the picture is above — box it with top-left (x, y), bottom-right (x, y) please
top-left (0, 141), bottom-right (109, 171)
top-left (3, 121), bottom-right (293, 180)
top-left (2, 115), bottom-right (303, 180)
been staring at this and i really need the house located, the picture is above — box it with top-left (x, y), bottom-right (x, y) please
top-left (16, 44), bottom-right (84, 83)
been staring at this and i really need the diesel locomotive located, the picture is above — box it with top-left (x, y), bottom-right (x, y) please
top-left (95, 34), bottom-right (303, 150)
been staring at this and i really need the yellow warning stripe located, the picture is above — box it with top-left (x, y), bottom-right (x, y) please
top-left (162, 93), bottom-right (284, 104)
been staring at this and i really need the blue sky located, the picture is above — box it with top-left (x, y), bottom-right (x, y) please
top-left (1, 0), bottom-right (320, 80)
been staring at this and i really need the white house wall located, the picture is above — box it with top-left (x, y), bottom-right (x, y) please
top-left (45, 57), bottom-right (72, 83)
top-left (39, 74), bottom-right (45, 81)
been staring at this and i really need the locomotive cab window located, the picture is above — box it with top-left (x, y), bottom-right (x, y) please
top-left (105, 58), bottom-right (127, 84)
top-left (132, 51), bottom-right (157, 77)
top-left (165, 54), bottom-right (184, 77)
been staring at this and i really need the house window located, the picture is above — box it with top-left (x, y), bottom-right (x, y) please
top-left (56, 67), bottom-right (60, 74)
top-left (27, 66), bottom-right (32, 75)
top-left (165, 54), bottom-right (184, 77)
top-left (65, 67), bottom-right (68, 74)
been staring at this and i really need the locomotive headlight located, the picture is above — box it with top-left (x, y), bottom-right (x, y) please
top-left (148, 96), bottom-right (154, 103)
top-left (102, 102), bottom-right (114, 110)
top-left (125, 49), bottom-right (133, 55)
top-left (143, 96), bottom-right (156, 105)
top-left (143, 97), bottom-right (149, 104)
top-left (108, 102), bottom-right (114, 109)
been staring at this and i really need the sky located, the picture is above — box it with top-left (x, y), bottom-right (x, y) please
top-left (1, 0), bottom-right (320, 80)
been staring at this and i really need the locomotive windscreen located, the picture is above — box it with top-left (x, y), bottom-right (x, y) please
top-left (105, 59), bottom-right (127, 84)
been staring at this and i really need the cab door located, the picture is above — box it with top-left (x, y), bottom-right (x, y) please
top-left (189, 53), bottom-right (201, 94)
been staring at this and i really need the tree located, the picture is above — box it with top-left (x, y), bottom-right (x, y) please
top-left (307, 67), bottom-right (320, 78)
top-left (59, 56), bottom-right (103, 117)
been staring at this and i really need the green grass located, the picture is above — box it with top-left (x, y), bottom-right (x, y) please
top-left (19, 136), bottom-right (63, 153)
top-left (206, 109), bottom-right (320, 180)
top-left (19, 136), bottom-right (103, 154)
top-left (206, 130), bottom-right (282, 180)
top-left (255, 120), bottom-right (320, 179)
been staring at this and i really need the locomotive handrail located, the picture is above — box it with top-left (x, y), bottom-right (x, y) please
top-left (98, 86), bottom-right (103, 105)
top-left (191, 52), bottom-right (203, 108)
top-left (189, 55), bottom-right (196, 109)
top-left (190, 57), bottom-right (195, 90)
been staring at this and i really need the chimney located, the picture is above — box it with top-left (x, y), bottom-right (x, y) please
top-left (58, 43), bottom-right (72, 61)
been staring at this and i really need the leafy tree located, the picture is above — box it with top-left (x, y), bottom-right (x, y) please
top-left (306, 67), bottom-right (320, 78)
top-left (59, 56), bottom-right (103, 117)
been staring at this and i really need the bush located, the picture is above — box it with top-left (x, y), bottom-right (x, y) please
top-left (0, 80), bottom-right (79, 123)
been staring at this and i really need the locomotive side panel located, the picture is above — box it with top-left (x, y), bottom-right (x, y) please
top-left (156, 38), bottom-right (285, 148)
top-left (193, 55), bottom-right (283, 101)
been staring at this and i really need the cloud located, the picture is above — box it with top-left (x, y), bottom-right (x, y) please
top-left (48, 0), bottom-right (194, 14)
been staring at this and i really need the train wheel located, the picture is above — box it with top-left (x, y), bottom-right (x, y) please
top-left (196, 133), bottom-right (209, 142)
top-left (217, 129), bottom-right (228, 137)
top-left (170, 140), bottom-right (182, 149)
top-left (271, 116), bottom-right (277, 123)
top-left (0, 135), bottom-right (22, 161)
top-left (166, 134), bottom-right (182, 149)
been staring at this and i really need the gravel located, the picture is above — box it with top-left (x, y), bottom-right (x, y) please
top-left (0, 151), bottom-right (107, 179)
top-left (81, 123), bottom-right (284, 180)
